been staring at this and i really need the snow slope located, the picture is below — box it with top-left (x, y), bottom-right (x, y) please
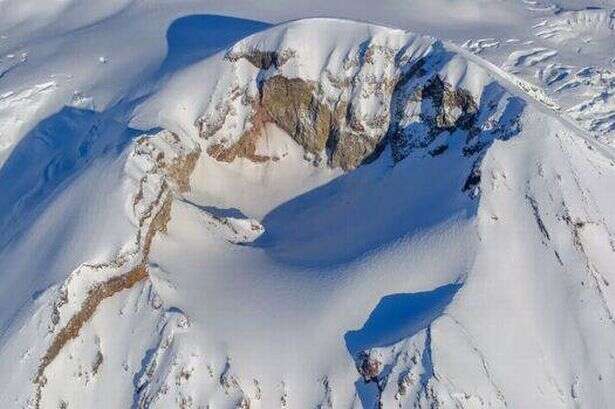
top-left (1, 2), bottom-right (615, 409)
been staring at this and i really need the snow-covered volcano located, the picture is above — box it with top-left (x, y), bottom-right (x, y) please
top-left (2, 11), bottom-right (615, 409)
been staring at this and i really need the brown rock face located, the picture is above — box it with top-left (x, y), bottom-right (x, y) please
top-left (207, 107), bottom-right (271, 163)
top-left (204, 74), bottom-right (386, 171)
top-left (260, 75), bottom-right (334, 156)
top-left (329, 130), bottom-right (383, 170)
top-left (203, 48), bottom-right (488, 172)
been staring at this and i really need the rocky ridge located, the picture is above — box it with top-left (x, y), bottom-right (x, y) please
top-left (31, 129), bottom-right (200, 408)
top-left (196, 29), bottom-right (526, 178)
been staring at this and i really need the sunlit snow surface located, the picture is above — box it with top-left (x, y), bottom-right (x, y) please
top-left (1, 1), bottom-right (615, 408)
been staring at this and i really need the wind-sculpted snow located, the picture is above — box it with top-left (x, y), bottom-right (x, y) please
top-left (461, 5), bottom-right (615, 144)
top-left (1, 9), bottom-right (615, 409)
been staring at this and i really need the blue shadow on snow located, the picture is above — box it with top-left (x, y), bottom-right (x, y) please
top-left (345, 283), bottom-right (461, 356)
top-left (160, 14), bottom-right (271, 73)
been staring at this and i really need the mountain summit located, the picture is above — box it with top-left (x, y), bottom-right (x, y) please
top-left (1, 12), bottom-right (615, 409)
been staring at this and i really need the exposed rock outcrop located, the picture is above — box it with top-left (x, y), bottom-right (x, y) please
top-left (225, 48), bottom-right (296, 70)
top-left (388, 74), bottom-right (479, 162)
top-left (197, 39), bottom-right (524, 173)
top-left (32, 130), bottom-right (200, 408)
top-left (261, 75), bottom-right (333, 156)
top-left (198, 43), bottom-right (404, 170)
top-left (357, 352), bottom-right (383, 382)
